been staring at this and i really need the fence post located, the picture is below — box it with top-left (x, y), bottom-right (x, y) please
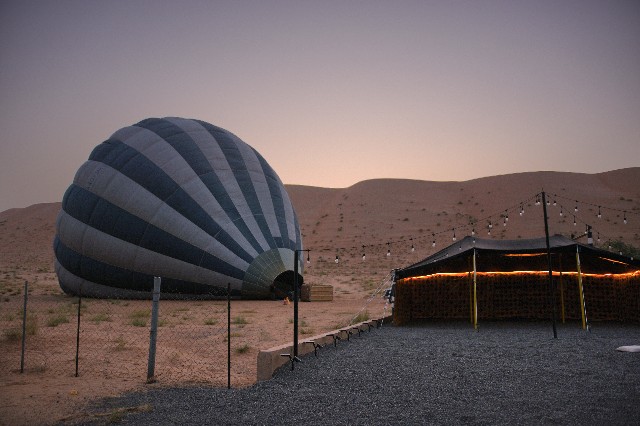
top-left (20, 281), bottom-right (28, 373)
top-left (75, 283), bottom-right (82, 377)
top-left (227, 282), bottom-right (231, 390)
top-left (147, 277), bottom-right (161, 383)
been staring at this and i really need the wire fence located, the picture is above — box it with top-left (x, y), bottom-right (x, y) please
top-left (0, 278), bottom-right (391, 389)
top-left (0, 280), bottom-right (252, 387)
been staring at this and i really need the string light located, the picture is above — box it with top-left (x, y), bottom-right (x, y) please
top-left (307, 252), bottom-right (311, 264)
top-left (573, 216), bottom-right (577, 226)
top-left (361, 245), bottom-right (366, 261)
top-left (452, 229), bottom-right (456, 241)
top-left (535, 195), bottom-right (540, 206)
top-left (597, 206), bottom-right (602, 219)
top-left (575, 201), bottom-right (578, 212)
top-left (432, 234), bottom-right (436, 247)
top-left (624, 212), bottom-right (627, 224)
top-left (560, 208), bottom-right (563, 217)
top-left (597, 232), bottom-right (600, 243)
top-left (335, 255), bottom-right (339, 264)
top-left (553, 199), bottom-right (557, 206)
top-left (520, 204), bottom-right (524, 216)
top-left (471, 228), bottom-right (475, 236)
top-left (387, 242), bottom-right (391, 257)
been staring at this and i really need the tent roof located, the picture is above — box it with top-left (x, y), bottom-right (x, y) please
top-left (396, 235), bottom-right (640, 278)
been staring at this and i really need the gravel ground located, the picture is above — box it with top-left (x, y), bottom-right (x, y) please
top-left (82, 321), bottom-right (640, 425)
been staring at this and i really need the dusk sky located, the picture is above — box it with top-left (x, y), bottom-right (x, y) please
top-left (1, 0), bottom-right (639, 212)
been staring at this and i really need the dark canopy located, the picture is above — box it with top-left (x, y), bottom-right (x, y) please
top-left (396, 235), bottom-right (640, 278)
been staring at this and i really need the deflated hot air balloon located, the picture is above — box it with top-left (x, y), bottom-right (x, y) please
top-left (53, 117), bottom-right (303, 299)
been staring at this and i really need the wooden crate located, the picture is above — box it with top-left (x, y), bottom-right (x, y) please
top-left (301, 284), bottom-right (333, 302)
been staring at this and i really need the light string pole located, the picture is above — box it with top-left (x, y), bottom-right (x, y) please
top-left (292, 249), bottom-right (310, 369)
top-left (541, 191), bottom-right (558, 339)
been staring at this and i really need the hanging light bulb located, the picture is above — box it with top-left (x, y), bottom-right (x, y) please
top-left (573, 216), bottom-right (577, 226)
top-left (335, 255), bottom-right (339, 264)
top-left (623, 212), bottom-right (627, 224)
top-left (471, 228), bottom-right (475, 236)
top-left (387, 242), bottom-right (391, 257)
top-left (553, 199), bottom-right (557, 206)
top-left (505, 211), bottom-right (509, 222)
top-left (546, 198), bottom-right (550, 206)
top-left (597, 232), bottom-right (600, 243)
top-left (560, 208), bottom-right (563, 217)
top-left (535, 195), bottom-right (540, 206)
top-left (489, 221), bottom-right (493, 229)
top-left (488, 228), bottom-right (491, 236)
top-left (411, 244), bottom-right (415, 252)
top-left (472, 238), bottom-right (476, 245)
top-left (520, 204), bottom-right (524, 216)
top-left (597, 206), bottom-right (602, 219)
top-left (503, 217), bottom-right (507, 227)
top-left (452, 229), bottom-right (456, 241)
top-left (361, 245), bottom-right (365, 261)
top-left (307, 252), bottom-right (311, 264)
top-left (575, 202), bottom-right (578, 212)
top-left (432, 234), bottom-right (436, 247)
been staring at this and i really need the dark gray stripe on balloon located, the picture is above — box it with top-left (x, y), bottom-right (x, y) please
top-left (254, 150), bottom-right (293, 249)
top-left (134, 118), bottom-right (266, 255)
top-left (61, 185), bottom-right (246, 280)
top-left (54, 237), bottom-right (231, 296)
top-left (88, 138), bottom-right (253, 263)
top-left (195, 120), bottom-right (278, 250)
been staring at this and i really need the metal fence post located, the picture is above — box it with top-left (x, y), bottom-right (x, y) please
top-left (227, 282), bottom-right (231, 389)
top-left (147, 277), bottom-right (161, 383)
top-left (75, 283), bottom-right (82, 377)
top-left (20, 281), bottom-right (28, 373)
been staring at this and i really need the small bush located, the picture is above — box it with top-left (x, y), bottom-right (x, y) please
top-left (204, 318), bottom-right (218, 326)
top-left (351, 310), bottom-right (370, 324)
top-left (91, 313), bottom-right (111, 323)
top-left (232, 316), bottom-right (248, 325)
top-left (47, 314), bottom-right (69, 327)
top-left (131, 318), bottom-right (146, 327)
top-left (235, 344), bottom-right (250, 354)
top-left (3, 328), bottom-right (21, 342)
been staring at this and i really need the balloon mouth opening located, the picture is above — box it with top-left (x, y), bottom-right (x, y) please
top-left (271, 270), bottom-right (304, 299)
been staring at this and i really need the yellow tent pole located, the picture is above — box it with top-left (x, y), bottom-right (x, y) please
top-left (559, 271), bottom-right (565, 323)
top-left (576, 246), bottom-right (586, 330)
top-left (469, 271), bottom-right (473, 324)
top-left (559, 254), bottom-right (565, 323)
top-left (473, 248), bottom-right (478, 331)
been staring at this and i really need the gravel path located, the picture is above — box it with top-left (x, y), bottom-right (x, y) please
top-left (83, 322), bottom-right (640, 425)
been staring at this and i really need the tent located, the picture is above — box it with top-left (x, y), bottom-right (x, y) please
top-left (393, 235), bottom-right (640, 325)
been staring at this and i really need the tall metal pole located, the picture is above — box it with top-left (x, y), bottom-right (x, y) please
top-left (541, 191), bottom-right (558, 338)
top-left (473, 249), bottom-right (478, 331)
top-left (227, 282), bottom-right (231, 389)
top-left (20, 281), bottom-right (28, 373)
top-left (75, 282), bottom-right (82, 377)
top-left (146, 277), bottom-right (161, 383)
top-left (293, 250), bottom-right (299, 362)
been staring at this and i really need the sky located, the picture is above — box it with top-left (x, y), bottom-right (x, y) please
top-left (1, 0), bottom-right (639, 212)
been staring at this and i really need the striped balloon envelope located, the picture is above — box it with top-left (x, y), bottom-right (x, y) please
top-left (53, 117), bottom-right (303, 299)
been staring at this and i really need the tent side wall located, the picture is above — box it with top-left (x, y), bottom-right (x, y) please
top-left (394, 273), bottom-right (640, 324)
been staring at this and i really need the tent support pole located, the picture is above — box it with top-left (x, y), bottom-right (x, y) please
top-left (473, 248), bottom-right (478, 331)
top-left (541, 191), bottom-right (558, 339)
top-left (576, 246), bottom-right (587, 330)
top-left (559, 254), bottom-right (565, 323)
top-left (468, 271), bottom-right (473, 324)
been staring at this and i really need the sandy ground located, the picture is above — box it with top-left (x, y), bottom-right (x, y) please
top-left (0, 275), bottom-right (388, 426)
top-left (1, 169), bottom-right (638, 425)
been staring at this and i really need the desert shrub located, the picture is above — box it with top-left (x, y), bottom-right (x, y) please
top-left (235, 344), bottom-right (250, 354)
top-left (91, 313), bottom-right (111, 323)
top-left (47, 314), bottom-right (69, 327)
top-left (351, 310), bottom-right (370, 324)
top-left (232, 316), bottom-right (248, 325)
top-left (3, 328), bottom-right (21, 342)
top-left (204, 318), bottom-right (218, 326)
